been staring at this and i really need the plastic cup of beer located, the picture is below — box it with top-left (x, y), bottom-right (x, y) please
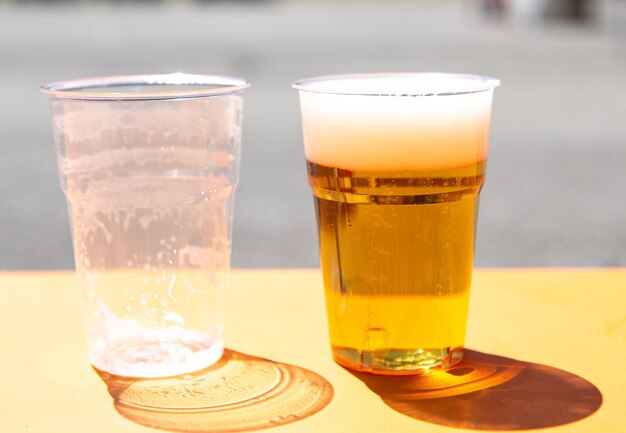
top-left (293, 73), bottom-right (500, 375)
top-left (41, 74), bottom-right (249, 378)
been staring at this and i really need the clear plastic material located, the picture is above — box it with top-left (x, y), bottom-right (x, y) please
top-left (43, 74), bottom-right (249, 377)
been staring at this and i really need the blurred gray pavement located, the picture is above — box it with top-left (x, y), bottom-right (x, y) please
top-left (1, 1), bottom-right (625, 269)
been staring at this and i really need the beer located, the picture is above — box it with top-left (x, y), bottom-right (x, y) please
top-left (309, 161), bottom-right (484, 373)
top-left (295, 73), bottom-right (499, 374)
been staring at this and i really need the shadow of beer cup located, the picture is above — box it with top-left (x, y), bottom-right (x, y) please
top-left (349, 349), bottom-right (602, 431)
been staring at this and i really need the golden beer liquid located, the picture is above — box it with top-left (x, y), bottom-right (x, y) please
top-left (308, 160), bottom-right (485, 374)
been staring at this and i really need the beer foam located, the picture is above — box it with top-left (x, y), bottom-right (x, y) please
top-left (297, 75), bottom-right (497, 171)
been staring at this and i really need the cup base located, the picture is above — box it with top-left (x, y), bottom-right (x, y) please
top-left (332, 345), bottom-right (464, 375)
top-left (91, 339), bottom-right (224, 378)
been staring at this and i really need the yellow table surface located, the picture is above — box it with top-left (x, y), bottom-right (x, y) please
top-left (0, 269), bottom-right (624, 432)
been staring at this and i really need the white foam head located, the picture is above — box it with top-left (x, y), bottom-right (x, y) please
top-left (295, 73), bottom-right (500, 171)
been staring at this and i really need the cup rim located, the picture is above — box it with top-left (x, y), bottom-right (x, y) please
top-left (292, 72), bottom-right (501, 96)
top-left (40, 73), bottom-right (250, 101)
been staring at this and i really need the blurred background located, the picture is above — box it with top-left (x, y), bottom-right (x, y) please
top-left (1, 0), bottom-right (625, 270)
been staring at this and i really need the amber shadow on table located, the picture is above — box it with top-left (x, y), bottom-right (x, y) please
top-left (95, 349), bottom-right (333, 433)
top-left (349, 349), bottom-right (602, 430)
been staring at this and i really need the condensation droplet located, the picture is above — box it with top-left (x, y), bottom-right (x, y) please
top-left (164, 312), bottom-right (184, 327)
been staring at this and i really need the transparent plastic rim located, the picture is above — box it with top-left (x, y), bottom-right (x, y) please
top-left (292, 72), bottom-right (501, 97)
top-left (41, 73), bottom-right (250, 101)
